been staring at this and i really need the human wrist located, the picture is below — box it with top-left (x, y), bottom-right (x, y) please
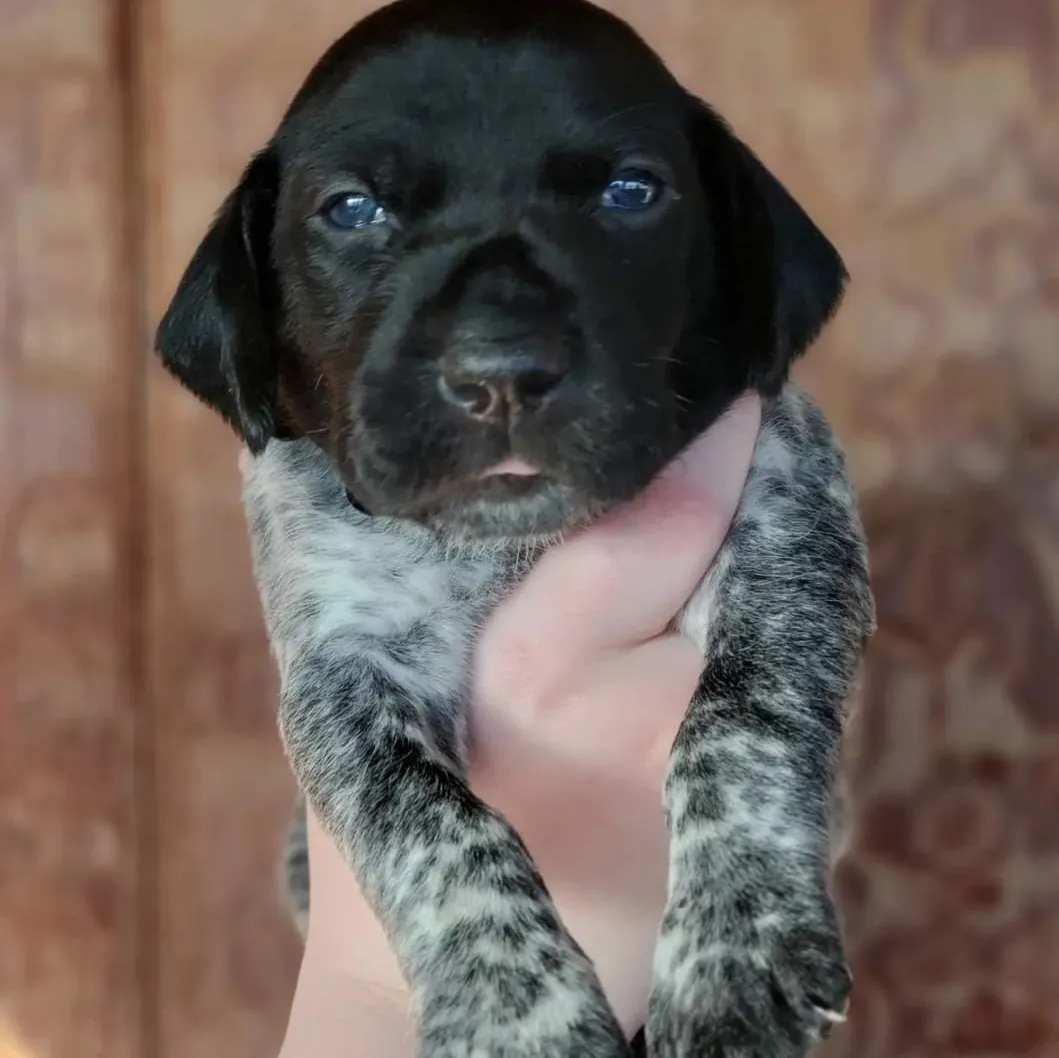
top-left (279, 948), bottom-right (413, 1058)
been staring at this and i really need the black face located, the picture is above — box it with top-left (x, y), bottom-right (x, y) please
top-left (157, 0), bottom-right (846, 540)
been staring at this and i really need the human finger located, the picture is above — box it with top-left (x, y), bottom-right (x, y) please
top-left (488, 392), bottom-right (761, 669)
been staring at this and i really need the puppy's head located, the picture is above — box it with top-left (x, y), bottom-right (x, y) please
top-left (157, 0), bottom-right (845, 539)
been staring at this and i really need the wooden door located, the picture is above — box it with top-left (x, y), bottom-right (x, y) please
top-left (3, 1), bottom-right (1058, 1056)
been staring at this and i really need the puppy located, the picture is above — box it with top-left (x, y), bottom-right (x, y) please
top-left (156, 1), bottom-right (874, 1056)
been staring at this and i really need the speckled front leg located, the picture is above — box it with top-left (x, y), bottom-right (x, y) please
top-left (648, 390), bottom-right (874, 1058)
top-left (244, 440), bottom-right (628, 1058)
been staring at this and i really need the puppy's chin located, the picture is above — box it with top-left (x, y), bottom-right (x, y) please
top-left (422, 477), bottom-right (607, 543)
top-left (353, 474), bottom-right (602, 543)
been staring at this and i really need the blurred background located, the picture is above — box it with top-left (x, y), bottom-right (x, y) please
top-left (2, 0), bottom-right (1058, 1056)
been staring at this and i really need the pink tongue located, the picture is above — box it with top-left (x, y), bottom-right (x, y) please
top-left (481, 458), bottom-right (539, 478)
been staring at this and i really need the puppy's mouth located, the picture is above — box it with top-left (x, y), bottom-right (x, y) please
top-left (479, 457), bottom-right (541, 479)
top-left (344, 401), bottom-right (678, 540)
top-left (353, 454), bottom-right (599, 542)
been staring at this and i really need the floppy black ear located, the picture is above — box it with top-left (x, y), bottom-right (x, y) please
top-left (689, 99), bottom-right (847, 393)
top-left (155, 148), bottom-right (280, 453)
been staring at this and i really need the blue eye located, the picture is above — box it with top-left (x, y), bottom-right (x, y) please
top-left (600, 169), bottom-right (664, 212)
top-left (323, 192), bottom-right (388, 230)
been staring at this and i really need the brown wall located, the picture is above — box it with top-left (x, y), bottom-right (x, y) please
top-left (2, 1), bottom-right (1057, 1056)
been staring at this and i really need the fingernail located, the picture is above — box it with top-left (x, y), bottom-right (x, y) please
top-left (664, 392), bottom-right (761, 488)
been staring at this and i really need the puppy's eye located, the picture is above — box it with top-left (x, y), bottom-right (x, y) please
top-left (322, 192), bottom-right (388, 230)
top-left (600, 169), bottom-right (664, 212)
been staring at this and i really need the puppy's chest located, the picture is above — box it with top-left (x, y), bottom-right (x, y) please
top-left (275, 514), bottom-right (539, 705)
top-left (247, 390), bottom-right (825, 707)
top-left (303, 520), bottom-right (725, 705)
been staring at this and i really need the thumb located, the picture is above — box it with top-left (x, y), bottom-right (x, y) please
top-left (490, 392), bottom-right (761, 669)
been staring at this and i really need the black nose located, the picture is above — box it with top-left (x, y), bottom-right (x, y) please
top-left (439, 346), bottom-right (568, 422)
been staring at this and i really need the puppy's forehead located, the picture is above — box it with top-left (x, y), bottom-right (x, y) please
top-left (277, 15), bottom-right (685, 173)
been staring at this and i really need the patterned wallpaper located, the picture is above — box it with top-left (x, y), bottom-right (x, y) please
top-left (1, 1), bottom-right (1056, 1057)
top-left (822, 3), bottom-right (1059, 1055)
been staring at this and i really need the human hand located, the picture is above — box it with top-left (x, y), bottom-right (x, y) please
top-left (279, 393), bottom-right (763, 1058)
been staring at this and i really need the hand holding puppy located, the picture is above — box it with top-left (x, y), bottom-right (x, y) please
top-left (279, 395), bottom-right (762, 1058)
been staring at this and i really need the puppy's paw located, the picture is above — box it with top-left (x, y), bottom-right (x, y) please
top-left (417, 964), bottom-right (631, 1058)
top-left (647, 896), bottom-right (850, 1058)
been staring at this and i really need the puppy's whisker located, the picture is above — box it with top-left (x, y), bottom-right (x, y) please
top-left (592, 100), bottom-right (665, 133)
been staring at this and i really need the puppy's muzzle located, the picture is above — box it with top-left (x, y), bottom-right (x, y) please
top-left (426, 233), bottom-right (575, 425)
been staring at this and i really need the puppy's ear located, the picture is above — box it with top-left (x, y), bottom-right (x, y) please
top-left (155, 149), bottom-right (280, 453)
top-left (689, 99), bottom-right (847, 392)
